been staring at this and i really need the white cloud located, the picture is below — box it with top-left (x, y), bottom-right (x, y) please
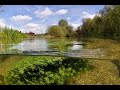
top-left (35, 7), bottom-right (68, 18)
top-left (67, 17), bottom-right (71, 20)
top-left (51, 23), bottom-right (57, 25)
top-left (71, 23), bottom-right (81, 30)
top-left (55, 9), bottom-right (68, 15)
top-left (11, 15), bottom-right (32, 22)
top-left (82, 11), bottom-right (95, 19)
top-left (0, 18), bottom-right (46, 34)
top-left (0, 19), bottom-right (6, 27)
top-left (21, 23), bottom-right (46, 34)
top-left (35, 7), bottom-right (53, 18)
top-left (82, 12), bottom-right (88, 15)
top-left (7, 25), bottom-right (16, 29)
top-left (0, 18), bottom-right (20, 30)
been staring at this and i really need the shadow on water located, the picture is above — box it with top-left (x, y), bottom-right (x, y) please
top-left (111, 60), bottom-right (120, 77)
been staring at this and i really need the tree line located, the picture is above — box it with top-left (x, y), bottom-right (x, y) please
top-left (76, 5), bottom-right (120, 38)
top-left (47, 5), bottom-right (120, 38)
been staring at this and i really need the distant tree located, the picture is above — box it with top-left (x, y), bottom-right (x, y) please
top-left (76, 26), bottom-right (81, 36)
top-left (76, 5), bottom-right (120, 38)
top-left (66, 25), bottom-right (74, 37)
top-left (80, 18), bottom-right (92, 37)
top-left (47, 25), bottom-right (65, 37)
top-left (91, 15), bottom-right (103, 37)
top-left (58, 19), bottom-right (68, 27)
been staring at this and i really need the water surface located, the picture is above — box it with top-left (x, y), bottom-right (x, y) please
top-left (0, 38), bottom-right (120, 59)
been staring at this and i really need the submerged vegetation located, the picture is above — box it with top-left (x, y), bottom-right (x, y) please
top-left (5, 56), bottom-right (88, 85)
top-left (67, 59), bottom-right (120, 85)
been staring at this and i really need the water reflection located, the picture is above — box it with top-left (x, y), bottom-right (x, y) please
top-left (0, 38), bottom-right (84, 54)
top-left (69, 41), bottom-right (83, 51)
top-left (10, 39), bottom-right (49, 51)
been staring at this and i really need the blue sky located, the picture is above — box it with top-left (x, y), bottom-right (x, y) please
top-left (0, 5), bottom-right (104, 34)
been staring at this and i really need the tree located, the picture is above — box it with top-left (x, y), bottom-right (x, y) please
top-left (76, 26), bottom-right (81, 36)
top-left (58, 19), bottom-right (68, 27)
top-left (77, 5), bottom-right (120, 38)
top-left (66, 25), bottom-right (74, 37)
top-left (91, 15), bottom-right (103, 37)
top-left (100, 5), bottom-right (120, 37)
top-left (47, 25), bottom-right (65, 37)
top-left (99, 5), bottom-right (114, 16)
top-left (80, 18), bottom-right (92, 37)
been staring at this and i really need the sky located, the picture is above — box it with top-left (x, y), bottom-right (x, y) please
top-left (0, 5), bottom-right (104, 34)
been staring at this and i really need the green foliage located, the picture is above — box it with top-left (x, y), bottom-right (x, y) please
top-left (5, 56), bottom-right (88, 85)
top-left (47, 19), bottom-right (75, 38)
top-left (66, 25), bottom-right (75, 37)
top-left (47, 25), bottom-right (65, 37)
top-left (58, 19), bottom-right (68, 27)
top-left (0, 26), bottom-right (27, 39)
top-left (80, 18), bottom-right (92, 37)
top-left (76, 5), bottom-right (120, 38)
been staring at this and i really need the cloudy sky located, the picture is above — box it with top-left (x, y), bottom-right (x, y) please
top-left (0, 5), bottom-right (104, 34)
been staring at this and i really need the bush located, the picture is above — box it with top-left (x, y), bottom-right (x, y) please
top-left (5, 56), bottom-right (88, 85)
top-left (47, 25), bottom-right (65, 37)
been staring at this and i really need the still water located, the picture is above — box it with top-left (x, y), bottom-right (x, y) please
top-left (0, 38), bottom-right (82, 52)
top-left (0, 38), bottom-right (114, 59)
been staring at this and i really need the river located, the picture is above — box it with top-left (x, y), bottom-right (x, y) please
top-left (0, 37), bottom-right (120, 84)
top-left (0, 37), bottom-right (120, 59)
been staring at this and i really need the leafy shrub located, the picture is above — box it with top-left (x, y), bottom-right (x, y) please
top-left (5, 56), bottom-right (88, 85)
top-left (47, 25), bottom-right (65, 37)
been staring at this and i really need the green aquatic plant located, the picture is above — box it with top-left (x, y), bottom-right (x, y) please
top-left (5, 56), bottom-right (88, 85)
